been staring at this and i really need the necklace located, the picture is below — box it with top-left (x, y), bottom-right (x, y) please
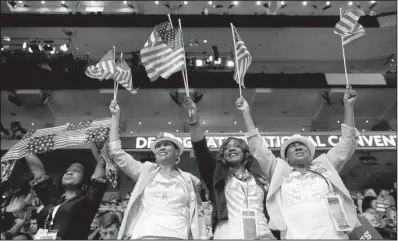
top-left (233, 169), bottom-right (251, 182)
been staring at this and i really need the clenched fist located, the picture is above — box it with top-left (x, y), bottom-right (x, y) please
top-left (235, 97), bottom-right (250, 112)
top-left (109, 99), bottom-right (120, 117)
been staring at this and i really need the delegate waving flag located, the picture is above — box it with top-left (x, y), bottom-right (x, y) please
top-left (232, 24), bottom-right (252, 88)
top-left (1, 118), bottom-right (118, 188)
top-left (140, 22), bottom-right (186, 82)
top-left (85, 48), bottom-right (117, 81)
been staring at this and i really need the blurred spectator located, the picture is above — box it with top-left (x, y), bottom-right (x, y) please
top-left (28, 218), bottom-right (38, 236)
top-left (362, 196), bottom-right (377, 214)
top-left (377, 189), bottom-right (396, 207)
top-left (364, 188), bottom-right (378, 198)
top-left (12, 232), bottom-right (32, 240)
top-left (99, 212), bottom-right (120, 240)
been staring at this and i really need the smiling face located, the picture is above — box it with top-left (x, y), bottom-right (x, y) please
top-left (154, 140), bottom-right (180, 166)
top-left (62, 162), bottom-right (85, 188)
top-left (285, 142), bottom-right (311, 167)
top-left (222, 138), bottom-right (246, 166)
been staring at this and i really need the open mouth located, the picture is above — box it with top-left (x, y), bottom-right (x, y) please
top-left (158, 151), bottom-right (167, 156)
top-left (228, 152), bottom-right (239, 157)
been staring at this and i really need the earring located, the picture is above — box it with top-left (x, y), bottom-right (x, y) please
top-left (176, 156), bottom-right (181, 163)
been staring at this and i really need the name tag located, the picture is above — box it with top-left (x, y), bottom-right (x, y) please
top-left (325, 195), bottom-right (351, 232)
top-left (34, 229), bottom-right (58, 240)
top-left (241, 209), bottom-right (258, 239)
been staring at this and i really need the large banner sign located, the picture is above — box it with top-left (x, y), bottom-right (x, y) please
top-left (120, 132), bottom-right (397, 151)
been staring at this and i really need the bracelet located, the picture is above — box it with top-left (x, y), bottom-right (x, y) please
top-left (187, 117), bottom-right (200, 126)
top-left (29, 175), bottom-right (50, 188)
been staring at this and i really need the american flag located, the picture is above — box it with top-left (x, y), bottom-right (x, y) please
top-left (114, 57), bottom-right (139, 95)
top-left (232, 24), bottom-right (252, 88)
top-left (334, 9), bottom-right (365, 46)
top-left (334, 9), bottom-right (362, 35)
top-left (85, 48), bottom-right (117, 81)
top-left (140, 22), bottom-right (186, 82)
top-left (1, 118), bottom-right (119, 188)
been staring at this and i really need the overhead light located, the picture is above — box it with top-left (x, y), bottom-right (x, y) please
top-left (202, 121), bottom-right (206, 124)
top-left (233, 1), bottom-right (238, 5)
top-left (362, 129), bottom-right (366, 132)
top-left (18, 1), bottom-right (22, 3)
top-left (3, 36), bottom-right (10, 42)
top-left (1, 48), bottom-right (3, 51)
top-left (203, 39), bottom-right (207, 43)
top-left (256, 1), bottom-right (261, 5)
top-left (22, 42), bottom-right (27, 49)
top-left (41, 1), bottom-right (45, 4)
top-left (123, 1), bottom-right (127, 4)
top-left (168, 122), bottom-right (171, 125)
top-left (369, 1), bottom-right (377, 9)
top-left (208, 1), bottom-right (212, 4)
top-left (61, 1), bottom-right (65, 4)
top-left (337, 120), bottom-right (340, 123)
top-left (60, 44), bottom-right (68, 52)
top-left (155, 1), bottom-right (159, 4)
top-left (184, 1), bottom-right (188, 4)
top-left (176, 129), bottom-right (179, 132)
top-left (205, 130), bottom-right (209, 133)
top-left (214, 58), bottom-right (221, 64)
top-left (138, 122), bottom-right (141, 125)
top-left (208, 55), bottom-right (213, 61)
top-left (280, 1), bottom-right (287, 8)
top-left (196, 59), bottom-right (203, 67)
top-left (227, 60), bottom-right (234, 67)
top-left (302, 1), bottom-right (307, 6)
top-left (234, 121), bottom-right (237, 124)
top-left (322, 1), bottom-right (331, 10)
top-left (348, 1), bottom-right (353, 6)
top-left (239, 130), bottom-right (242, 133)
top-left (301, 128), bottom-right (305, 131)
top-left (90, 1), bottom-right (95, 4)
top-left (130, 131), bottom-right (133, 134)
top-left (86, 6), bottom-right (104, 12)
top-left (366, 120), bottom-right (369, 123)
top-left (31, 122), bottom-right (34, 126)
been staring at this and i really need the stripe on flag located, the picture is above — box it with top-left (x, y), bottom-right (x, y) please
top-left (140, 22), bottom-right (186, 82)
top-left (334, 9), bottom-right (362, 36)
top-left (232, 24), bottom-right (252, 88)
top-left (85, 48), bottom-right (117, 81)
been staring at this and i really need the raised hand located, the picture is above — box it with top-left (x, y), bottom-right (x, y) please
top-left (343, 85), bottom-right (357, 106)
top-left (235, 97), bottom-right (250, 112)
top-left (109, 99), bottom-right (120, 117)
top-left (183, 96), bottom-right (197, 116)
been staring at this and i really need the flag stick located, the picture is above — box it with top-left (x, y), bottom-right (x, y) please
top-left (339, 8), bottom-right (350, 89)
top-left (230, 23), bottom-right (243, 98)
top-left (114, 53), bottom-right (122, 100)
top-left (168, 15), bottom-right (188, 92)
top-left (113, 46), bottom-right (119, 100)
top-left (178, 19), bottom-right (190, 97)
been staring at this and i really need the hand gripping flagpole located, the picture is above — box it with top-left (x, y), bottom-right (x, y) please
top-left (230, 23), bottom-right (243, 98)
top-left (339, 8), bottom-right (350, 89)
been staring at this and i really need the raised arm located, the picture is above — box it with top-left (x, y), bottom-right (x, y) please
top-left (235, 97), bottom-right (278, 180)
top-left (183, 97), bottom-right (216, 191)
top-left (25, 154), bottom-right (61, 206)
top-left (326, 86), bottom-right (358, 172)
top-left (85, 143), bottom-right (107, 203)
top-left (108, 100), bottom-right (143, 182)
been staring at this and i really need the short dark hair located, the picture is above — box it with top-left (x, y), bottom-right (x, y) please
top-left (99, 212), bottom-right (120, 229)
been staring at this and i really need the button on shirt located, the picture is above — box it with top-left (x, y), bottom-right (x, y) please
top-left (280, 171), bottom-right (348, 239)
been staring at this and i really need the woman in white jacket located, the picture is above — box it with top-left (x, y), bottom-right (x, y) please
top-left (107, 100), bottom-right (206, 240)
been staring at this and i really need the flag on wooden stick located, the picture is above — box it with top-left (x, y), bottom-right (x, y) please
top-left (334, 9), bottom-right (365, 45)
top-left (140, 22), bottom-right (186, 82)
top-left (231, 24), bottom-right (252, 88)
top-left (114, 57), bottom-right (139, 95)
top-left (85, 48), bottom-right (117, 81)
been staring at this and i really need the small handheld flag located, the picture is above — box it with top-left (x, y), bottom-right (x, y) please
top-left (85, 48), bottom-right (117, 81)
top-left (231, 24), bottom-right (252, 89)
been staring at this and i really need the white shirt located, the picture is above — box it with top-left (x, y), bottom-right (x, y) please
top-left (214, 175), bottom-right (273, 239)
top-left (280, 170), bottom-right (348, 239)
top-left (132, 173), bottom-right (190, 239)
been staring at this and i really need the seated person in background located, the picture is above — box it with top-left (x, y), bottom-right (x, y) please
top-left (377, 189), bottom-right (396, 208)
top-left (99, 212), bottom-right (120, 240)
top-left (24, 143), bottom-right (107, 240)
top-left (364, 188), bottom-right (378, 198)
top-left (28, 218), bottom-right (38, 237)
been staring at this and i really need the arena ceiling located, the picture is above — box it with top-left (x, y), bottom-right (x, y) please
top-left (2, 1), bottom-right (396, 16)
